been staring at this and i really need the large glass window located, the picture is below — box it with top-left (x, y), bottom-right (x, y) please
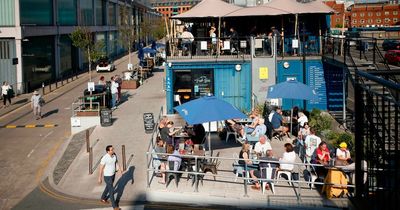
top-left (108, 3), bottom-right (116, 26)
top-left (58, 0), bottom-right (76, 25)
top-left (59, 35), bottom-right (73, 76)
top-left (22, 36), bottom-right (54, 90)
top-left (20, 0), bottom-right (53, 25)
top-left (79, 0), bottom-right (93, 26)
top-left (108, 31), bottom-right (117, 58)
top-left (95, 0), bottom-right (105, 26)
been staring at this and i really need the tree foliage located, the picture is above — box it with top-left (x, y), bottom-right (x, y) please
top-left (70, 26), bottom-right (104, 64)
top-left (118, 5), bottom-right (135, 52)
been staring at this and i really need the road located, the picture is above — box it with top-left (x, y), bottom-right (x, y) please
top-left (0, 55), bottom-right (133, 210)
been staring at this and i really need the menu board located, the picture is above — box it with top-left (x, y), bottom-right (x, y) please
top-left (193, 71), bottom-right (213, 98)
top-left (308, 65), bottom-right (327, 110)
top-left (143, 113), bottom-right (155, 133)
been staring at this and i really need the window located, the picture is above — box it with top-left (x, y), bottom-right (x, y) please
top-left (376, 19), bottom-right (382, 23)
top-left (58, 0), bottom-right (77, 25)
top-left (360, 19), bottom-right (365, 24)
top-left (368, 12), bottom-right (372, 17)
top-left (385, 11), bottom-right (389, 16)
top-left (376, 12), bottom-right (381, 16)
top-left (394, 18), bottom-right (398, 23)
top-left (352, 19), bottom-right (357, 24)
top-left (20, 0), bottom-right (53, 25)
top-left (336, 18), bottom-right (340, 23)
top-left (352, 13), bottom-right (357, 17)
top-left (368, 19), bottom-right (373, 24)
top-left (360, 13), bottom-right (365, 17)
top-left (385, 18), bottom-right (390, 23)
top-left (394, 11), bottom-right (398, 15)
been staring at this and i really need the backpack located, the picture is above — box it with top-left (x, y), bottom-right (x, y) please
top-left (39, 97), bottom-right (45, 106)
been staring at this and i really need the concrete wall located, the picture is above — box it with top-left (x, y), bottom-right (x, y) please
top-left (71, 116), bottom-right (100, 135)
top-left (251, 56), bottom-right (276, 105)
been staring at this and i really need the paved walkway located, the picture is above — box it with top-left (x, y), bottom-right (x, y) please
top-left (1, 51), bottom-right (349, 209)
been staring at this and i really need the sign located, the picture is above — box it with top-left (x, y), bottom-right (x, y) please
top-left (200, 41), bottom-right (207, 50)
top-left (12, 58), bottom-right (18, 65)
top-left (143, 113), bottom-right (155, 133)
top-left (259, 67), bottom-right (268, 79)
top-left (292, 39), bottom-right (299, 48)
top-left (71, 117), bottom-right (81, 127)
top-left (88, 82), bottom-right (95, 92)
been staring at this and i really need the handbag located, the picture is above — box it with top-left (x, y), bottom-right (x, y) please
top-left (7, 87), bottom-right (14, 98)
top-left (39, 97), bottom-right (45, 106)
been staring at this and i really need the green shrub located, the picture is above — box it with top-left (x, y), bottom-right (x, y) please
top-left (309, 108), bottom-right (332, 135)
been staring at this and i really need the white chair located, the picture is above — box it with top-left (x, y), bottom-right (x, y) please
top-left (261, 163), bottom-right (275, 194)
top-left (276, 170), bottom-right (293, 186)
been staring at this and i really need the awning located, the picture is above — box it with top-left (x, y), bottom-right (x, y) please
top-left (171, 0), bottom-right (242, 19)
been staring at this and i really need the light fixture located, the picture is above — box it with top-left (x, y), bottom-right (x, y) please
top-left (235, 64), bottom-right (241, 72)
top-left (283, 61), bottom-right (290, 69)
top-left (168, 62), bottom-right (172, 67)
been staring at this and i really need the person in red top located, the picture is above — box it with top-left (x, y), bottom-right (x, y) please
top-left (316, 141), bottom-right (331, 165)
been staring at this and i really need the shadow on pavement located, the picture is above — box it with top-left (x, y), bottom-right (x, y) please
top-left (42, 109), bottom-right (59, 118)
top-left (13, 98), bottom-right (29, 105)
top-left (115, 166), bottom-right (135, 204)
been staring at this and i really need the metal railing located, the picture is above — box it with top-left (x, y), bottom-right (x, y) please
top-left (71, 101), bottom-right (100, 117)
top-left (146, 150), bottom-right (355, 200)
top-left (166, 36), bottom-right (252, 60)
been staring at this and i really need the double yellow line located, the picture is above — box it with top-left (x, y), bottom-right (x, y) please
top-left (3, 124), bottom-right (57, 128)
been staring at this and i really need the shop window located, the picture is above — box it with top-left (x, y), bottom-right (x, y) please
top-left (0, 41), bottom-right (10, 59)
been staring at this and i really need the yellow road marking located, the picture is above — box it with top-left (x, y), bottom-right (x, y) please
top-left (5, 125), bottom-right (16, 128)
top-left (25, 124), bottom-right (36, 128)
top-left (44, 124), bottom-right (55, 128)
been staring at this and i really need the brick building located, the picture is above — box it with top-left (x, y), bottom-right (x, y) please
top-left (150, 0), bottom-right (201, 19)
top-left (325, 0), bottom-right (400, 28)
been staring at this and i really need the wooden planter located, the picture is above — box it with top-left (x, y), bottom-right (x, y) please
top-left (121, 80), bottom-right (140, 89)
top-left (76, 111), bottom-right (99, 116)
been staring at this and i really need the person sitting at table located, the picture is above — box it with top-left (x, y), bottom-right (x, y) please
top-left (297, 112), bottom-right (308, 128)
top-left (242, 117), bottom-right (260, 140)
top-left (296, 122), bottom-right (310, 159)
top-left (250, 118), bottom-right (267, 137)
top-left (159, 144), bottom-right (181, 184)
top-left (254, 135), bottom-right (272, 156)
top-left (335, 142), bottom-right (353, 166)
top-left (315, 141), bottom-right (331, 166)
top-left (184, 138), bottom-right (194, 153)
top-left (278, 143), bottom-right (296, 172)
top-left (160, 121), bottom-right (181, 145)
top-left (158, 116), bottom-right (169, 132)
top-left (226, 119), bottom-right (244, 138)
top-left (239, 143), bottom-right (253, 166)
top-left (271, 108), bottom-right (289, 139)
top-left (250, 149), bottom-right (280, 190)
top-left (154, 137), bottom-right (167, 176)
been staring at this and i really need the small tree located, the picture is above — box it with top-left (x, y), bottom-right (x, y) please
top-left (70, 26), bottom-right (104, 82)
top-left (118, 5), bottom-right (136, 68)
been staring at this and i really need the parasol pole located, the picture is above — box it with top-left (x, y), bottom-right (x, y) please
top-left (290, 100), bottom-right (293, 136)
top-left (218, 17), bottom-right (221, 56)
top-left (208, 122), bottom-right (211, 154)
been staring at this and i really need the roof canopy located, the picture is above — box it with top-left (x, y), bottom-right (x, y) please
top-left (172, 0), bottom-right (333, 19)
top-left (171, 0), bottom-right (242, 19)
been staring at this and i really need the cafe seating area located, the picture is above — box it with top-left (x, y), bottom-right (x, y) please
top-left (147, 114), bottom-right (351, 209)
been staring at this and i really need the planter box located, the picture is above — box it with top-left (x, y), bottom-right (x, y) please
top-left (121, 80), bottom-right (140, 89)
top-left (76, 111), bottom-right (99, 116)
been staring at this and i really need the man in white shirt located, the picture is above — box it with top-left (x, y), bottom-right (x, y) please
top-left (304, 128), bottom-right (321, 163)
top-left (98, 145), bottom-right (122, 210)
top-left (110, 76), bottom-right (119, 109)
top-left (254, 135), bottom-right (272, 155)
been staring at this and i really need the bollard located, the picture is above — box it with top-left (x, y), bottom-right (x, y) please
top-left (55, 78), bottom-right (58, 89)
top-left (86, 130), bottom-right (90, 153)
top-left (42, 83), bottom-right (45, 95)
top-left (49, 81), bottom-right (52, 92)
top-left (122, 145), bottom-right (126, 171)
top-left (61, 77), bottom-right (63, 86)
top-left (89, 147), bottom-right (93, 174)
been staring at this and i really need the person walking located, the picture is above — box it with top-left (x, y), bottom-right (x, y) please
top-left (31, 90), bottom-right (43, 120)
top-left (98, 145), bottom-right (122, 210)
top-left (110, 76), bottom-right (118, 110)
top-left (1, 81), bottom-right (12, 107)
